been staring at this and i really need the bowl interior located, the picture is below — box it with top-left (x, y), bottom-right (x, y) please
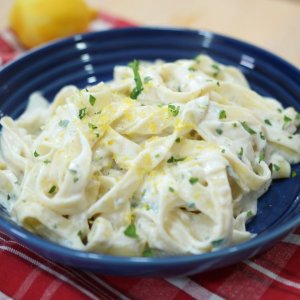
top-left (0, 27), bottom-right (299, 276)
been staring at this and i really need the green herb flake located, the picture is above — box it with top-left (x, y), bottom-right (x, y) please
top-left (58, 119), bottom-right (69, 128)
top-left (188, 66), bottom-right (196, 72)
top-left (216, 128), bottom-right (223, 135)
top-left (211, 63), bottom-right (221, 77)
top-left (168, 104), bottom-right (180, 117)
top-left (260, 132), bottom-right (266, 140)
top-left (272, 164), bottom-right (280, 172)
top-left (288, 136), bottom-right (293, 139)
top-left (291, 170), bottom-right (297, 178)
top-left (167, 156), bottom-right (186, 163)
top-left (238, 147), bottom-right (244, 160)
top-left (73, 177), bottom-right (79, 183)
top-left (69, 169), bottom-right (77, 175)
top-left (143, 76), bottom-right (152, 84)
top-left (78, 107), bottom-right (87, 120)
top-left (34, 151), bottom-right (40, 157)
top-left (247, 211), bottom-right (254, 218)
top-left (233, 122), bottom-right (238, 128)
top-left (128, 60), bottom-right (144, 99)
top-left (241, 121), bottom-right (256, 135)
top-left (175, 137), bottom-right (181, 143)
top-left (142, 243), bottom-right (154, 257)
top-left (169, 187), bottom-right (175, 193)
top-left (89, 94), bottom-right (96, 106)
top-left (187, 202), bottom-right (196, 209)
top-left (264, 119), bottom-right (272, 126)
top-left (221, 149), bottom-right (225, 153)
top-left (283, 115), bottom-right (292, 123)
top-left (124, 223), bottom-right (139, 239)
top-left (219, 110), bottom-right (227, 120)
top-left (177, 86), bottom-right (182, 92)
top-left (43, 159), bottom-right (51, 164)
top-left (88, 123), bottom-right (98, 130)
top-left (7, 194), bottom-right (10, 201)
top-left (211, 238), bottom-right (224, 248)
top-left (189, 177), bottom-right (199, 185)
top-left (155, 153), bottom-right (160, 158)
top-left (259, 152), bottom-right (265, 163)
top-left (296, 113), bottom-right (300, 120)
top-left (277, 108), bottom-right (283, 113)
top-left (48, 185), bottom-right (57, 194)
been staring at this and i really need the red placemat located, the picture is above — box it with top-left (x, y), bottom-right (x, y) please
top-left (0, 11), bottom-right (299, 300)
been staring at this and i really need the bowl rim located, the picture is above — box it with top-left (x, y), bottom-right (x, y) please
top-left (0, 27), bottom-right (299, 267)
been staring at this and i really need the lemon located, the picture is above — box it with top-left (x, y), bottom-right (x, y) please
top-left (10, 0), bottom-right (97, 48)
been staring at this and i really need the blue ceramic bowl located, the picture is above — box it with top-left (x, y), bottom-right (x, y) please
top-left (0, 27), bottom-right (299, 277)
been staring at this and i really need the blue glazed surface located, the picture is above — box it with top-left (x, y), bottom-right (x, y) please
top-left (0, 27), bottom-right (299, 277)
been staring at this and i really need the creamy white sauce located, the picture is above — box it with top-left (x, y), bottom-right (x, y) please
top-left (0, 55), bottom-right (299, 256)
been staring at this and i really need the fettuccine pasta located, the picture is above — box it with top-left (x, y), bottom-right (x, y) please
top-left (0, 55), bottom-right (299, 256)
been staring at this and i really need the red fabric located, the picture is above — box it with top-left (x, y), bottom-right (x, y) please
top-left (0, 11), bottom-right (300, 300)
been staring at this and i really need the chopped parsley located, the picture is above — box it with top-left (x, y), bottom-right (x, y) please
top-left (43, 159), bottom-right (51, 164)
top-left (34, 151), bottom-right (40, 157)
top-left (175, 137), bottom-right (181, 143)
top-left (219, 110), bottom-right (227, 120)
top-left (221, 149), bottom-right (225, 153)
top-left (216, 128), bottom-right (223, 135)
top-left (264, 119), bottom-right (272, 126)
top-left (177, 86), bottom-right (182, 92)
top-left (211, 238), bottom-right (224, 248)
top-left (283, 115), bottom-right (292, 129)
top-left (7, 194), bottom-right (10, 201)
top-left (283, 115), bottom-right (292, 123)
top-left (142, 243), bottom-right (154, 257)
top-left (241, 121), bottom-right (256, 135)
top-left (272, 164), bottom-right (280, 172)
top-left (169, 187), bottom-right (175, 193)
top-left (260, 132), bottom-right (266, 140)
top-left (189, 177), bottom-right (199, 185)
top-left (216, 81), bottom-right (220, 86)
top-left (48, 185), bottom-right (57, 194)
top-left (238, 147), bottom-right (244, 160)
top-left (78, 107), bottom-right (87, 119)
top-left (296, 113), bottom-right (300, 120)
top-left (291, 170), bottom-right (297, 178)
top-left (89, 94), bottom-right (96, 106)
top-left (143, 76), bottom-right (152, 84)
top-left (188, 66), bottom-right (196, 72)
top-left (124, 223), bottom-right (139, 239)
top-left (168, 104), bottom-right (180, 117)
top-left (69, 169), bottom-right (79, 183)
top-left (128, 60), bottom-right (144, 99)
top-left (211, 63), bottom-right (221, 77)
top-left (167, 156), bottom-right (186, 163)
top-left (277, 108), bottom-right (283, 113)
top-left (88, 123), bottom-right (97, 130)
top-left (58, 119), bottom-right (69, 128)
top-left (233, 122), bottom-right (238, 128)
top-left (259, 152), bottom-right (265, 163)
top-left (246, 211), bottom-right (254, 218)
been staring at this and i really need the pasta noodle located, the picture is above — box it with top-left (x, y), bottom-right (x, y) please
top-left (0, 55), bottom-right (299, 256)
